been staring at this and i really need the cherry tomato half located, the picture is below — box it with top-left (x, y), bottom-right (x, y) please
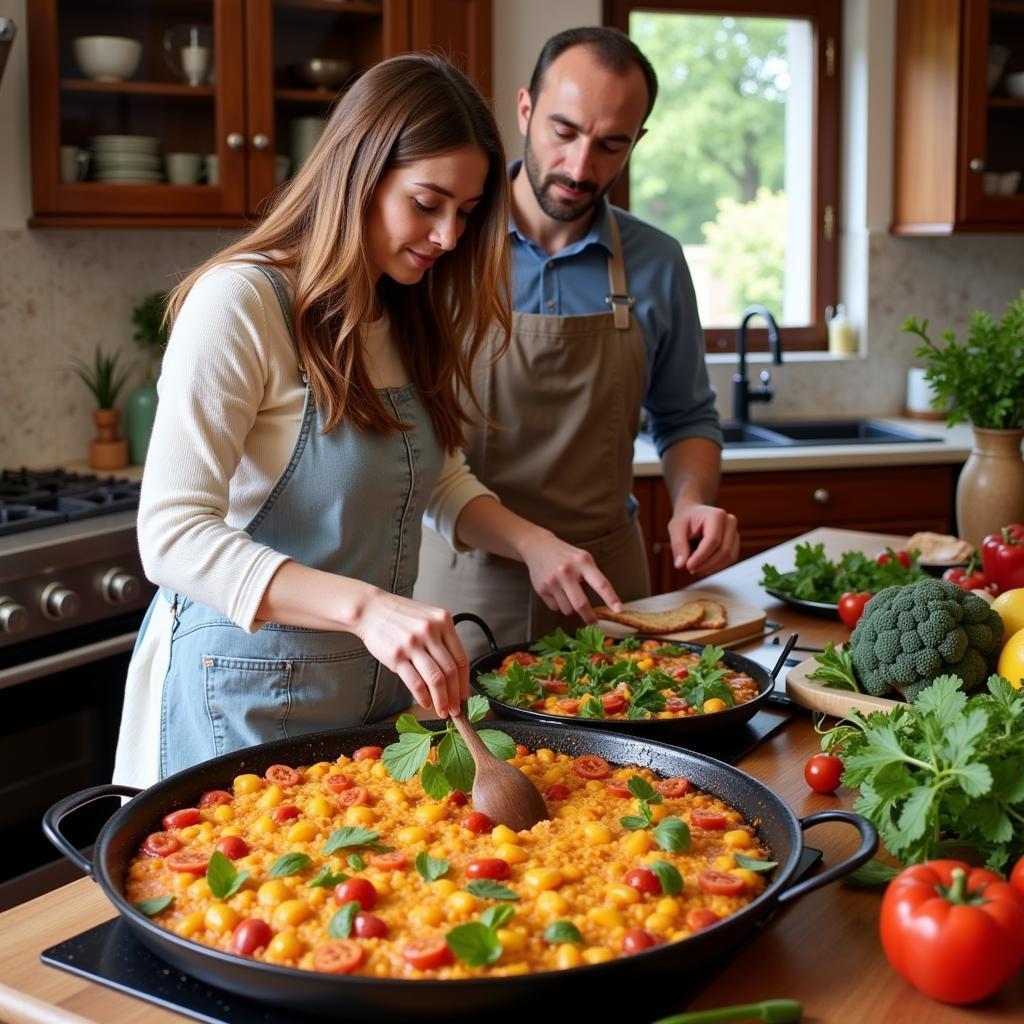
top-left (605, 780), bottom-right (632, 799)
top-left (690, 810), bottom-right (727, 830)
top-left (686, 908), bottom-right (720, 932)
top-left (324, 773), bottom-right (353, 794)
top-left (161, 808), bottom-right (201, 830)
top-left (367, 851), bottom-right (408, 871)
top-left (165, 849), bottom-right (211, 873)
top-left (403, 934), bottom-right (454, 970)
top-left (352, 745), bottom-right (383, 761)
top-left (624, 867), bottom-right (661, 894)
top-left (460, 811), bottom-right (494, 834)
top-left (142, 831), bottom-right (181, 858)
top-left (557, 698), bottom-right (581, 714)
top-left (264, 764), bottom-right (301, 787)
top-left (698, 870), bottom-right (746, 895)
top-left (573, 754), bottom-right (611, 780)
top-left (466, 858), bottom-right (511, 881)
top-left (838, 591), bottom-right (872, 629)
top-left (271, 804), bottom-right (300, 823)
top-left (546, 783), bottom-right (570, 801)
top-left (334, 877), bottom-right (378, 911)
top-left (656, 776), bottom-right (691, 798)
top-left (198, 789), bottom-right (233, 807)
top-left (312, 939), bottom-right (364, 974)
top-left (215, 835), bottom-right (250, 860)
top-left (600, 691), bottom-right (627, 715)
top-left (804, 753), bottom-right (844, 794)
top-left (337, 785), bottom-right (370, 807)
top-left (232, 918), bottom-right (272, 956)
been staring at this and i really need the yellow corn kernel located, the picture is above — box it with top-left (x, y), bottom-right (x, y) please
top-left (212, 804), bottom-right (234, 823)
top-left (543, 696), bottom-right (558, 709)
top-left (175, 910), bottom-right (205, 938)
top-left (555, 806), bottom-right (577, 820)
top-left (266, 931), bottom-right (305, 962)
top-left (233, 773), bottom-right (262, 795)
top-left (384, 787), bottom-right (408, 806)
top-left (308, 796), bottom-right (334, 818)
top-left (409, 905), bottom-right (444, 927)
top-left (204, 903), bottom-right (239, 934)
top-left (732, 868), bottom-right (761, 889)
top-left (555, 943), bottom-right (583, 970)
top-left (723, 829), bottom-right (753, 849)
top-left (257, 879), bottom-right (291, 907)
top-left (196, 822), bottom-right (215, 842)
top-left (496, 927), bottom-right (527, 952)
top-left (274, 899), bottom-right (312, 929)
top-left (252, 815), bottom-right (276, 835)
top-left (582, 822), bottom-right (614, 845)
top-left (605, 882), bottom-right (641, 905)
top-left (536, 891), bottom-right (568, 916)
top-left (713, 854), bottom-right (736, 872)
top-left (128, 862), bottom-right (146, 880)
top-left (415, 804), bottom-right (448, 825)
top-left (561, 864), bottom-right (583, 882)
top-left (371, 762), bottom-right (388, 778)
top-left (656, 898), bottom-right (680, 919)
top-left (346, 806), bottom-right (376, 826)
top-left (173, 871), bottom-right (197, 891)
top-left (624, 830), bottom-right (652, 857)
top-left (542, 766), bottom-right (565, 784)
top-left (335, 754), bottom-right (351, 766)
top-left (305, 762), bottom-right (330, 779)
top-left (259, 784), bottom-right (284, 809)
top-left (645, 912), bottom-right (672, 932)
top-left (187, 878), bottom-right (211, 900)
top-left (703, 697), bottom-right (728, 714)
top-left (636, 657), bottom-right (655, 672)
top-left (606, 861), bottom-right (626, 878)
top-left (180, 824), bottom-right (201, 841)
top-left (287, 820), bottom-right (319, 843)
top-left (648, 804), bottom-right (669, 823)
top-left (367, 872), bottom-right (391, 896)
top-left (231, 890), bottom-right (256, 912)
top-left (496, 843), bottom-right (528, 864)
top-left (221, 825), bottom-right (242, 837)
top-left (491, 824), bottom-right (519, 845)
top-left (432, 879), bottom-right (458, 897)
top-left (583, 947), bottom-right (615, 965)
top-left (519, 764), bottom-right (537, 776)
top-left (587, 906), bottom-right (624, 929)
top-left (446, 891), bottom-right (478, 914)
top-left (524, 868), bottom-right (564, 891)
top-left (396, 826), bottom-right (429, 844)
top-left (501, 962), bottom-right (530, 976)
top-left (536, 748), bottom-right (556, 765)
top-left (307, 887), bottom-right (327, 907)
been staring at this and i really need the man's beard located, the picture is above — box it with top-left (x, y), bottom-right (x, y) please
top-left (523, 131), bottom-right (610, 223)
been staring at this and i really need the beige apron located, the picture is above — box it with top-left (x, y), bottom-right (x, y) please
top-left (416, 211), bottom-right (650, 656)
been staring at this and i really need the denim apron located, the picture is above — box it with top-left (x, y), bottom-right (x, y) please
top-left (157, 266), bottom-right (442, 778)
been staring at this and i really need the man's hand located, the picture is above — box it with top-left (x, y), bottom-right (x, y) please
top-left (667, 503), bottom-right (740, 576)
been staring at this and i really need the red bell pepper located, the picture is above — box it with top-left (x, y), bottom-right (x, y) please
top-left (942, 555), bottom-right (997, 595)
top-left (980, 524), bottom-right (1024, 595)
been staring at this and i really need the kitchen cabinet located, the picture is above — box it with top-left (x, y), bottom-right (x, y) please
top-left (634, 464), bottom-right (957, 591)
top-left (27, 0), bottom-right (491, 229)
top-left (892, 0), bottom-right (1024, 234)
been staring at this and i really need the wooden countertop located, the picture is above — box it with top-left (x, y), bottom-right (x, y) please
top-left (1, 528), bottom-right (1021, 1023)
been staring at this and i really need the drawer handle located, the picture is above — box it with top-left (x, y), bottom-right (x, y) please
top-left (813, 488), bottom-right (830, 505)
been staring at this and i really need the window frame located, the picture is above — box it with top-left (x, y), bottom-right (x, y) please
top-left (603, 0), bottom-right (841, 354)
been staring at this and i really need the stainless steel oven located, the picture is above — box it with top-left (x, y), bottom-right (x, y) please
top-left (0, 469), bottom-right (154, 908)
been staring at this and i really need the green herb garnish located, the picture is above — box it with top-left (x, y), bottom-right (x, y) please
top-left (543, 920), bottom-right (583, 944)
top-left (465, 880), bottom-right (519, 901)
top-left (415, 851), bottom-right (449, 882)
top-left (653, 817), bottom-right (691, 853)
top-left (328, 901), bottom-right (360, 939)
top-left (446, 922), bottom-right (503, 966)
top-left (648, 860), bottom-right (683, 894)
top-left (134, 895), bottom-right (174, 917)
top-left (267, 852), bottom-right (311, 877)
top-left (206, 850), bottom-right (250, 898)
top-left (808, 641), bottom-right (861, 692)
top-left (733, 853), bottom-right (778, 874)
top-left (307, 865), bottom-right (349, 889)
top-left (322, 827), bottom-right (381, 856)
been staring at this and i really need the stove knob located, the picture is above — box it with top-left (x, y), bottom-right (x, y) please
top-left (0, 597), bottom-right (28, 635)
top-left (41, 582), bottom-right (80, 621)
top-left (102, 568), bottom-right (141, 605)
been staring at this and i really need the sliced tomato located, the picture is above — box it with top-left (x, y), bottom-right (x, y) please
top-left (324, 773), bottom-right (353, 794)
top-left (557, 698), bottom-right (581, 714)
top-left (353, 746), bottom-right (383, 762)
top-left (546, 783), bottom-right (570, 801)
top-left (216, 835), bottom-right (250, 860)
top-left (506, 651), bottom-right (539, 667)
top-left (271, 804), bottom-right (301, 823)
top-left (142, 831), bottom-right (181, 858)
top-left (466, 858), bottom-right (511, 881)
top-left (656, 777), bottom-right (691, 798)
top-left (312, 939), bottom-right (364, 974)
top-left (264, 764), bottom-right (301, 787)
top-left (354, 912), bottom-right (388, 938)
top-left (685, 908), bottom-right (720, 932)
top-left (367, 850), bottom-right (408, 871)
top-left (232, 917), bottom-right (272, 956)
top-left (162, 808), bottom-right (201, 830)
top-left (573, 755), bottom-right (611, 780)
top-left (600, 691), bottom-right (627, 715)
top-left (403, 934), bottom-right (454, 970)
top-left (672, 667), bottom-right (690, 681)
top-left (605, 780), bottom-right (632, 799)
top-left (690, 810), bottom-right (727, 830)
top-left (165, 849), bottom-right (212, 873)
top-left (698, 870), bottom-right (746, 895)
top-left (666, 696), bottom-right (690, 711)
top-left (541, 679), bottom-right (568, 693)
top-left (337, 785), bottom-right (370, 807)
top-left (460, 811), bottom-right (494, 834)
top-left (334, 877), bottom-right (378, 910)
top-left (198, 789), bottom-right (233, 807)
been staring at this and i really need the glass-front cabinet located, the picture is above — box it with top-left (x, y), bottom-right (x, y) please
top-left (27, 0), bottom-right (491, 227)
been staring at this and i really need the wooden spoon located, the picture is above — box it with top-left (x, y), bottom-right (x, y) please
top-left (450, 711), bottom-right (548, 832)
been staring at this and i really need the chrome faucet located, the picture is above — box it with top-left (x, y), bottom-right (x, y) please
top-left (732, 304), bottom-right (782, 424)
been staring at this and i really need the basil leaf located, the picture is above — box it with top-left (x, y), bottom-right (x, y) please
top-left (307, 865), bottom-right (349, 889)
top-left (543, 920), bottom-right (583, 944)
top-left (478, 729), bottom-right (517, 763)
top-left (419, 761), bottom-right (453, 800)
top-left (841, 858), bottom-right (900, 887)
top-left (446, 922), bottom-right (503, 967)
top-left (347, 853), bottom-right (365, 871)
top-left (323, 827), bottom-right (381, 855)
top-left (653, 816), bottom-right (691, 853)
top-left (328, 900), bottom-right (359, 939)
top-left (395, 713), bottom-right (433, 735)
top-left (733, 853), bottom-right (778, 874)
top-left (267, 852), bottom-right (311, 877)
top-left (382, 732), bottom-right (433, 782)
top-left (627, 775), bottom-right (662, 804)
top-left (620, 814), bottom-right (650, 831)
top-left (439, 732), bottom-right (475, 793)
top-left (466, 694), bottom-right (490, 723)
top-left (415, 851), bottom-right (450, 882)
top-left (465, 880), bottom-right (519, 901)
top-left (206, 850), bottom-right (250, 899)
top-left (134, 894), bottom-right (174, 917)
top-left (480, 904), bottom-right (515, 930)
top-left (648, 859), bottom-right (683, 895)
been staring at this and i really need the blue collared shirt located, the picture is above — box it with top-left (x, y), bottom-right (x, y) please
top-left (509, 172), bottom-right (723, 456)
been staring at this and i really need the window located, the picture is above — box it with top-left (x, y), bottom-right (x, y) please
top-left (605, 0), bottom-right (840, 352)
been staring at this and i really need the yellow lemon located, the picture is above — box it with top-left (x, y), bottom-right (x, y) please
top-left (992, 588), bottom-right (1024, 642)
top-left (997, 626), bottom-right (1024, 689)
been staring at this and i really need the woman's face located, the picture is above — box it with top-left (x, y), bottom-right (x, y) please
top-left (365, 145), bottom-right (490, 285)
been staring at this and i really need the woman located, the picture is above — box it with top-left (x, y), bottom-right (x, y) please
top-left (113, 55), bottom-right (621, 787)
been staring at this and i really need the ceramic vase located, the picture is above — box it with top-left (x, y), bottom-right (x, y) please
top-left (126, 382), bottom-right (158, 465)
top-left (89, 408), bottom-right (128, 470)
top-left (956, 426), bottom-right (1024, 549)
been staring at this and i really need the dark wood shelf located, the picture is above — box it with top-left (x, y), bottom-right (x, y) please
top-left (60, 79), bottom-right (215, 98)
top-left (988, 95), bottom-right (1024, 108)
top-left (275, 0), bottom-right (383, 13)
top-left (273, 86), bottom-right (343, 104)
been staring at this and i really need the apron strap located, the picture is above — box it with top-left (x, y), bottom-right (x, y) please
top-left (250, 261), bottom-right (308, 381)
top-left (604, 210), bottom-right (634, 331)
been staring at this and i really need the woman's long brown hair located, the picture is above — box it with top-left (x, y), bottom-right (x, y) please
top-left (167, 54), bottom-right (511, 452)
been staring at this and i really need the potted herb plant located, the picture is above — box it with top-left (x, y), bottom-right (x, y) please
top-left (902, 291), bottom-right (1024, 548)
top-left (127, 291), bottom-right (169, 464)
top-left (71, 345), bottom-right (132, 470)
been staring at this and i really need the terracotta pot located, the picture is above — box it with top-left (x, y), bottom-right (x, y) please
top-left (956, 426), bottom-right (1024, 549)
top-left (90, 408), bottom-right (128, 470)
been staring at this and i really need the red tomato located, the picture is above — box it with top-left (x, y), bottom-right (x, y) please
top-left (312, 939), bottom-right (364, 974)
top-left (686, 908), bottom-right (720, 932)
top-left (198, 790), bottom-right (233, 807)
top-left (403, 934), bottom-right (454, 970)
top-left (1011, 856), bottom-right (1024, 899)
top-left (624, 867), bottom-right (661, 894)
top-left (460, 811), bottom-right (494, 834)
top-left (698, 870), bottom-right (746, 895)
top-left (161, 808), bottom-right (201, 830)
top-left (622, 928), bottom-right (661, 953)
top-left (605, 780), bottom-right (632, 799)
top-left (271, 804), bottom-right (300, 823)
top-left (546, 783), bottom-right (570, 801)
top-left (165, 849), bottom-right (211, 873)
top-left (573, 754), bottom-right (611, 780)
top-left (656, 777), bottom-right (690, 798)
top-left (447, 790), bottom-right (468, 807)
top-left (507, 652), bottom-right (538, 667)
top-left (880, 860), bottom-right (1024, 1004)
top-left (876, 549), bottom-right (912, 568)
top-left (557, 698), bottom-right (581, 714)
top-left (515, 744), bottom-right (530, 757)
top-left (324, 773), bottom-right (353, 794)
top-left (838, 591), bottom-right (872, 629)
top-left (142, 832), bottom-right (181, 858)
top-left (334, 877), bottom-right (377, 911)
top-left (690, 810), bottom-right (727, 830)
top-left (600, 690), bottom-right (627, 715)
top-left (542, 680), bottom-right (568, 693)
top-left (352, 745), bottom-right (383, 761)
top-left (264, 764), bottom-right (300, 787)
top-left (354, 913), bottom-right (388, 939)
top-left (337, 785), bottom-right (370, 807)
top-left (666, 696), bottom-right (690, 711)
top-left (671, 667), bottom-right (690, 681)
top-left (590, 652), bottom-right (612, 666)
top-left (804, 753), bottom-right (843, 794)
top-left (232, 918), bottom-right (272, 956)
top-left (466, 859), bottom-right (511, 881)
top-left (215, 835), bottom-right (250, 860)
top-left (367, 851), bottom-right (408, 871)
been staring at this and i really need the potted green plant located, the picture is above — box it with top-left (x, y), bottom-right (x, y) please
top-left (126, 291), bottom-right (170, 464)
top-left (902, 291), bottom-right (1024, 548)
top-left (71, 345), bottom-right (132, 470)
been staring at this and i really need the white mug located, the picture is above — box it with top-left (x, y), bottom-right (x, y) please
top-left (290, 117), bottom-right (325, 170)
top-left (60, 145), bottom-right (89, 183)
top-left (905, 367), bottom-right (944, 415)
top-left (181, 44), bottom-right (210, 87)
top-left (165, 151), bottom-right (202, 185)
top-left (204, 154), bottom-right (219, 186)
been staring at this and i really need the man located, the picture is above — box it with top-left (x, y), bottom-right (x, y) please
top-left (417, 26), bottom-right (739, 651)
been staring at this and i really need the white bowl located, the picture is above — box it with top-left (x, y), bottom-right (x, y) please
top-left (1005, 71), bottom-right (1024, 99)
top-left (73, 36), bottom-right (142, 83)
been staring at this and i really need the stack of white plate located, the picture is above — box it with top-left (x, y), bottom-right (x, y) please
top-left (90, 135), bottom-right (163, 184)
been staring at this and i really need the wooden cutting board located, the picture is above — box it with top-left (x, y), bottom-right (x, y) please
top-left (785, 656), bottom-right (902, 716)
top-left (596, 587), bottom-right (768, 646)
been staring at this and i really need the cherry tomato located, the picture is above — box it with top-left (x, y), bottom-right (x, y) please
top-left (367, 850), bottom-right (408, 871)
top-left (514, 744), bottom-right (530, 757)
top-left (324, 773), bottom-right (353, 794)
top-left (446, 790), bottom-right (468, 807)
top-left (466, 859), bottom-right (511, 881)
top-left (622, 928), bottom-right (661, 953)
top-left (507, 652), bottom-right (538, 667)
top-left (656, 777), bottom-right (690, 798)
top-left (264, 764), bottom-right (300, 787)
top-left (352, 745), bottom-right (383, 761)
top-left (698, 870), bottom-right (746, 895)
top-left (624, 867), bottom-right (661, 894)
top-left (600, 691), bottom-right (627, 715)
top-left (557, 698), bottom-right (582, 714)
top-left (337, 785), bottom-right (370, 807)
top-left (1011, 856), bottom-right (1024, 900)
top-left (161, 808), bottom-right (201, 830)
top-left (590, 652), bottom-right (612, 665)
top-left (460, 811), bottom-right (494, 834)
top-left (142, 831), bottom-right (181, 858)
top-left (542, 680), bottom-right (568, 693)
top-left (215, 835), bottom-right (250, 860)
top-left (334, 877), bottom-right (378, 910)
top-left (804, 753), bottom-right (844, 794)
top-left (354, 912), bottom-right (388, 939)
top-left (403, 934), bottom-right (454, 970)
top-left (573, 754), bottom-right (611, 780)
top-left (666, 696), bottom-right (690, 711)
top-left (876, 549), bottom-right (912, 568)
top-left (690, 810), bottom-right (727, 830)
top-left (686, 908), bottom-right (720, 932)
top-left (312, 939), bottom-right (364, 974)
top-left (232, 918), bottom-right (272, 956)
top-left (671, 667), bottom-right (690, 681)
top-left (199, 789), bottom-right (233, 807)
top-left (546, 783), bottom-right (570, 801)
top-left (838, 591), bottom-right (872, 629)
top-left (271, 804), bottom-right (300, 823)
top-left (165, 849), bottom-right (212, 873)
top-left (605, 780), bottom-right (632, 799)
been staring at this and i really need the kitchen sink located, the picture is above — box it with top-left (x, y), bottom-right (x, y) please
top-left (720, 418), bottom-right (941, 448)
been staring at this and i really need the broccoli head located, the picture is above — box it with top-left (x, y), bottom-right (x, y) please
top-left (850, 577), bottom-right (1003, 701)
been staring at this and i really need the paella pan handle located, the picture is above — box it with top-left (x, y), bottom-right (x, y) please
top-left (774, 810), bottom-right (878, 905)
top-left (769, 633), bottom-right (798, 680)
top-left (453, 612), bottom-right (499, 653)
top-left (42, 784), bottom-right (141, 877)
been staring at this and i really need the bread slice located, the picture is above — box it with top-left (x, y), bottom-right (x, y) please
top-left (904, 531), bottom-right (974, 563)
top-left (696, 599), bottom-right (727, 630)
top-left (594, 600), bottom-right (708, 633)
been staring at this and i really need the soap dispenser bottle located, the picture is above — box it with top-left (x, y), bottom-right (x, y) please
top-left (826, 304), bottom-right (858, 355)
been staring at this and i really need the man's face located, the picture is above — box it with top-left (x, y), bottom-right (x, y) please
top-left (519, 45), bottom-right (649, 223)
